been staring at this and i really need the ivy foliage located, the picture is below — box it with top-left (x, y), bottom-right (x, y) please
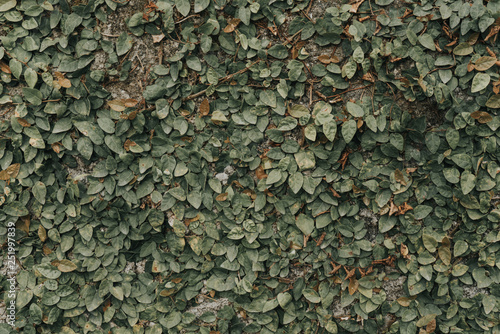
top-left (1, 0), bottom-right (500, 333)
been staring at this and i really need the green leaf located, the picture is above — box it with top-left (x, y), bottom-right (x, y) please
top-left (460, 170), bottom-right (475, 195)
top-left (302, 288), bottom-right (321, 303)
top-left (260, 90), bottom-right (277, 108)
top-left (74, 121), bottom-right (105, 145)
top-left (418, 34), bottom-right (435, 51)
top-left (446, 128), bottom-right (459, 149)
top-left (53, 118), bottom-right (72, 133)
top-left (194, 0), bottom-right (209, 13)
top-left (471, 73), bottom-right (490, 93)
top-left (443, 168), bottom-right (460, 184)
top-left (323, 120), bottom-right (337, 141)
top-left (105, 135), bottom-right (124, 154)
top-left (294, 150), bottom-right (315, 170)
top-left (296, 213), bottom-right (314, 235)
top-left (23, 88), bottom-right (42, 106)
top-left (277, 292), bottom-right (292, 308)
top-left (266, 169), bottom-right (281, 185)
top-left (268, 45), bottom-right (288, 59)
top-left (110, 285), bottom-right (124, 301)
top-left (413, 205), bottom-right (432, 219)
top-left (36, 263), bottom-right (61, 279)
top-left (422, 234), bottom-right (437, 253)
top-left (288, 172), bottom-right (303, 194)
top-left (187, 191), bottom-right (202, 209)
top-left (277, 117), bottom-right (297, 131)
top-left (24, 67), bottom-right (37, 88)
top-left (175, 0), bottom-right (190, 16)
top-left (304, 124), bottom-right (316, 141)
top-left (453, 43), bottom-right (473, 56)
top-left (10, 59), bottom-right (22, 79)
top-left (346, 102), bottom-right (364, 117)
top-left (116, 32), bottom-right (133, 56)
top-left (472, 268), bottom-right (493, 288)
top-left (77, 137), bottom-right (93, 160)
top-left (186, 55), bottom-right (201, 71)
top-left (289, 105), bottom-right (309, 118)
top-left (3, 201), bottom-right (29, 216)
top-left (227, 226), bottom-right (244, 240)
top-left (416, 314), bottom-right (436, 327)
top-left (237, 6), bottom-right (251, 25)
top-left (482, 295), bottom-right (496, 315)
top-left (277, 79), bottom-right (288, 98)
top-left (486, 94), bottom-right (500, 108)
top-left (454, 240), bottom-right (468, 257)
top-left (33, 181), bottom-right (47, 204)
top-left (378, 215), bottom-right (396, 233)
top-left (0, 0), bottom-right (16, 12)
top-left (79, 224), bottom-right (93, 242)
top-left (425, 132), bottom-right (440, 153)
top-left (475, 56), bottom-right (496, 71)
top-left (341, 120), bottom-right (357, 143)
top-left (211, 110), bottom-right (228, 122)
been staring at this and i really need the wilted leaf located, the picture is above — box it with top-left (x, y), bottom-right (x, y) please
top-left (56, 259), bottom-right (77, 272)
top-left (470, 110), bottom-right (493, 123)
top-left (223, 18), bottom-right (241, 33)
top-left (200, 98), bottom-right (210, 116)
top-left (0, 163), bottom-right (20, 180)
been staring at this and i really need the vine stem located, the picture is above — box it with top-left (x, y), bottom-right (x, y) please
top-left (182, 60), bottom-right (261, 101)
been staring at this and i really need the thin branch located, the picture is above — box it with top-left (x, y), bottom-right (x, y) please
top-left (183, 60), bottom-right (261, 101)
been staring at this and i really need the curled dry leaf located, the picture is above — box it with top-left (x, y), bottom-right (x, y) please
top-left (396, 202), bottom-right (413, 216)
top-left (152, 33), bottom-right (165, 43)
top-left (349, 0), bottom-right (365, 13)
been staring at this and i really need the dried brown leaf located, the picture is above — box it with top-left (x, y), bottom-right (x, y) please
top-left (152, 33), bottom-right (165, 43)
top-left (17, 118), bottom-right (31, 127)
top-left (0, 163), bottom-right (20, 180)
top-left (108, 100), bottom-right (126, 112)
top-left (223, 18), bottom-right (241, 33)
top-left (348, 278), bottom-right (359, 295)
top-left (471, 110), bottom-right (493, 123)
top-left (200, 98), bottom-right (210, 116)
top-left (38, 225), bottom-right (47, 242)
top-left (318, 55), bottom-right (332, 64)
top-left (216, 193), bottom-right (228, 201)
top-left (0, 61), bottom-right (11, 74)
